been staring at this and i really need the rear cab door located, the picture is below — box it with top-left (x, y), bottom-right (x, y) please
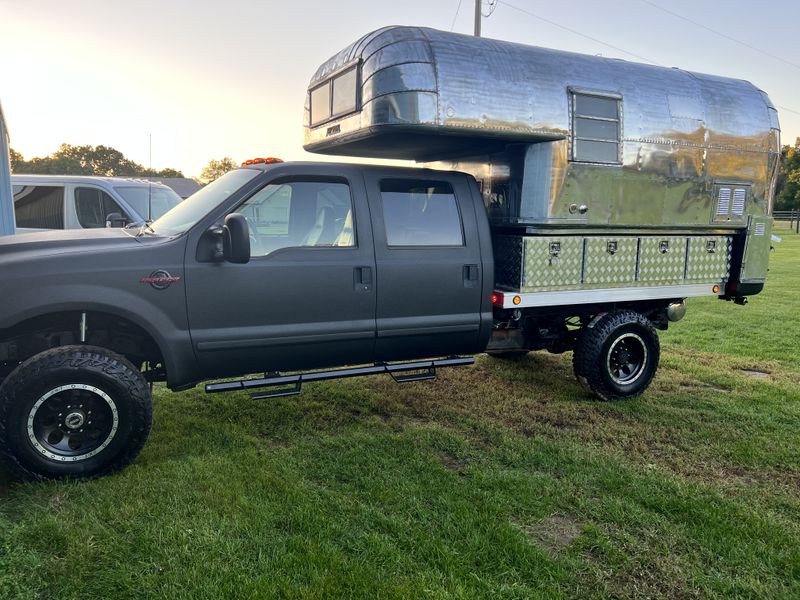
top-left (363, 169), bottom-right (492, 361)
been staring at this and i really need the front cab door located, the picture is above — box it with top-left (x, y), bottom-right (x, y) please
top-left (185, 166), bottom-right (376, 378)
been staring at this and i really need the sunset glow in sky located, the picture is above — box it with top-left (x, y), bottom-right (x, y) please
top-left (1, 0), bottom-right (799, 177)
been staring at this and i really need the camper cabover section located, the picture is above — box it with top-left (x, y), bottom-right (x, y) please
top-left (304, 26), bottom-right (779, 301)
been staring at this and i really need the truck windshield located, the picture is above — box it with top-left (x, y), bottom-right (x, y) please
top-left (114, 185), bottom-right (183, 221)
top-left (149, 169), bottom-right (260, 236)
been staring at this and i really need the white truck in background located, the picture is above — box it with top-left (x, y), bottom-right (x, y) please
top-left (10, 175), bottom-right (183, 232)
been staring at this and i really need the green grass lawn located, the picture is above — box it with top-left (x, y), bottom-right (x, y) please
top-left (2, 227), bottom-right (800, 599)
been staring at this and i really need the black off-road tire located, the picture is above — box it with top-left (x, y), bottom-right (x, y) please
top-left (0, 346), bottom-right (153, 481)
top-left (573, 311), bottom-right (660, 401)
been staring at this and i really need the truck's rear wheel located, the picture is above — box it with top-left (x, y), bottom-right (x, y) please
top-left (0, 346), bottom-right (152, 481)
top-left (573, 310), bottom-right (660, 401)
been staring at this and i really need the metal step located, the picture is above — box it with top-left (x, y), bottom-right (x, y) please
top-left (204, 357), bottom-right (475, 399)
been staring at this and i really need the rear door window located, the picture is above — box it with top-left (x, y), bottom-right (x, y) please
top-left (13, 185), bottom-right (65, 229)
top-left (379, 179), bottom-right (464, 247)
top-left (75, 187), bottom-right (129, 228)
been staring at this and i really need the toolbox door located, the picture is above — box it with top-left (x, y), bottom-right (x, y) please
top-left (364, 171), bottom-right (485, 360)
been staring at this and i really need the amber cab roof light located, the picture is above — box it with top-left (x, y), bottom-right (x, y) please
top-left (242, 157), bottom-right (284, 166)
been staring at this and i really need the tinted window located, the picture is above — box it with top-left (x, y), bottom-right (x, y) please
top-left (572, 92), bottom-right (621, 164)
top-left (237, 180), bottom-right (354, 257)
top-left (380, 179), bottom-right (463, 247)
top-left (75, 188), bottom-right (128, 228)
top-left (13, 185), bottom-right (65, 229)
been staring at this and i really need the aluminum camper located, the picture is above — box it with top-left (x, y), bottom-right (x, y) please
top-left (305, 26), bottom-right (779, 303)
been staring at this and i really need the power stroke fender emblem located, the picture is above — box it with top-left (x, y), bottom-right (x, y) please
top-left (140, 270), bottom-right (181, 290)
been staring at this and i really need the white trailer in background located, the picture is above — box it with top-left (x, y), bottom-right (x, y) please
top-left (0, 102), bottom-right (14, 236)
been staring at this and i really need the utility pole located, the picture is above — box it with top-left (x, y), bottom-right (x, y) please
top-left (474, 0), bottom-right (481, 36)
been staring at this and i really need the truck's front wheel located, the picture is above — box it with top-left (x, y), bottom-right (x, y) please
top-left (573, 310), bottom-right (660, 401)
top-left (0, 346), bottom-right (152, 481)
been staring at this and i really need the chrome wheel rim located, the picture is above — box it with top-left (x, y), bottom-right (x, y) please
top-left (27, 384), bottom-right (119, 462)
top-left (606, 333), bottom-right (648, 385)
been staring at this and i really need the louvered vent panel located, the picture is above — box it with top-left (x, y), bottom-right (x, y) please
top-left (754, 222), bottom-right (766, 236)
top-left (732, 188), bottom-right (746, 215)
top-left (717, 188), bottom-right (731, 217)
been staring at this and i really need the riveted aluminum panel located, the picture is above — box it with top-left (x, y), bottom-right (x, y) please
top-left (637, 237), bottom-right (687, 284)
top-left (521, 237), bottom-right (583, 292)
top-left (685, 236), bottom-right (732, 282)
top-left (740, 216), bottom-right (773, 283)
top-left (583, 237), bottom-right (638, 287)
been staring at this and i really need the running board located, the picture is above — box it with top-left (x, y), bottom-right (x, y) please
top-left (204, 357), bottom-right (475, 399)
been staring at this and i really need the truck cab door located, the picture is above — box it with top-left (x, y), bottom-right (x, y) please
top-left (363, 171), bottom-right (489, 361)
top-left (185, 167), bottom-right (376, 378)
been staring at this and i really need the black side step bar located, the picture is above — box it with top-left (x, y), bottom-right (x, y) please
top-left (205, 357), bottom-right (475, 400)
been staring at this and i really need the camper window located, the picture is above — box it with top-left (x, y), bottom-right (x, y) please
top-left (571, 92), bottom-right (621, 164)
top-left (309, 64), bottom-right (359, 126)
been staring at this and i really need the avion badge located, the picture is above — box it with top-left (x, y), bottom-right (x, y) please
top-left (141, 270), bottom-right (181, 290)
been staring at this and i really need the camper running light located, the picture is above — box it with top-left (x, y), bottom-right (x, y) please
top-left (491, 292), bottom-right (503, 307)
top-left (242, 157), bottom-right (284, 166)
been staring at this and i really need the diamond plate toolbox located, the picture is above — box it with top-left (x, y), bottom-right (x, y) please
top-left (637, 237), bottom-right (687, 285)
top-left (685, 236), bottom-right (732, 282)
top-left (521, 236), bottom-right (584, 292)
top-left (583, 237), bottom-right (638, 287)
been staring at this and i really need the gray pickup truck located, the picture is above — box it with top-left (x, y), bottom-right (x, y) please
top-left (0, 26), bottom-right (777, 480)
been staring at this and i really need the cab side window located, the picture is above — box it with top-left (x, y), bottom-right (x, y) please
top-left (236, 180), bottom-right (355, 257)
top-left (13, 185), bottom-right (65, 229)
top-left (380, 179), bottom-right (464, 247)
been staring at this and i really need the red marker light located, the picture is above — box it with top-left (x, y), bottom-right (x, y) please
top-left (491, 292), bottom-right (504, 307)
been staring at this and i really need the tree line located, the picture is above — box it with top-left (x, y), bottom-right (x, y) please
top-left (10, 144), bottom-right (184, 178)
top-left (776, 138), bottom-right (800, 211)
top-left (9, 144), bottom-right (242, 184)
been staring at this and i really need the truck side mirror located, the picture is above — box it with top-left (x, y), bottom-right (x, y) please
top-left (222, 213), bottom-right (251, 264)
top-left (105, 212), bottom-right (128, 228)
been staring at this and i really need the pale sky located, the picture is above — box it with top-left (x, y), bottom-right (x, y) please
top-left (1, 0), bottom-right (798, 178)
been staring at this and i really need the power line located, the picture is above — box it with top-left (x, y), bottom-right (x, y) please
top-left (495, 0), bottom-right (800, 119)
top-left (497, 0), bottom-right (662, 66)
top-left (449, 0), bottom-right (463, 31)
top-left (776, 105), bottom-right (800, 117)
top-left (637, 0), bottom-right (800, 72)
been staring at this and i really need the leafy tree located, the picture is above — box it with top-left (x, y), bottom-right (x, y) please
top-left (775, 138), bottom-right (800, 211)
top-left (199, 158), bottom-right (238, 184)
top-left (9, 144), bottom-right (183, 178)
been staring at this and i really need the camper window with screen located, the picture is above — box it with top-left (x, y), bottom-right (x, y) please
top-left (571, 92), bottom-right (621, 164)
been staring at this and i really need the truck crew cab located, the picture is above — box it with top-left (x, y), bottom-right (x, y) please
top-left (0, 27), bottom-right (778, 480)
